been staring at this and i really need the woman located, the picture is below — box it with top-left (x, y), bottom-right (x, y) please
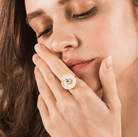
top-left (1, 0), bottom-right (138, 136)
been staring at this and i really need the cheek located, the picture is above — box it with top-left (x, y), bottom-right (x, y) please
top-left (81, 8), bottom-right (138, 77)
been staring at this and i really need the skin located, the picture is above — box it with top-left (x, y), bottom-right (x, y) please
top-left (25, 0), bottom-right (138, 136)
top-left (33, 45), bottom-right (121, 137)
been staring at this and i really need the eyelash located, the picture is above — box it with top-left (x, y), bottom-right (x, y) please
top-left (73, 7), bottom-right (97, 19)
top-left (37, 7), bottom-right (97, 38)
top-left (37, 25), bottom-right (53, 38)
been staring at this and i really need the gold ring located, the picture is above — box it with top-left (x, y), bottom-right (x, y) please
top-left (61, 74), bottom-right (77, 90)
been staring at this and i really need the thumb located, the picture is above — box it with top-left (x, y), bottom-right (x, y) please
top-left (99, 56), bottom-right (120, 110)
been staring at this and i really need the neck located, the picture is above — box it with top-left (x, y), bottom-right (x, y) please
top-left (116, 60), bottom-right (138, 137)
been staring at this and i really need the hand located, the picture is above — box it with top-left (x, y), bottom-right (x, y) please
top-left (33, 43), bottom-right (121, 137)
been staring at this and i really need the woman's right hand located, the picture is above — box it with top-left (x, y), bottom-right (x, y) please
top-left (33, 43), bottom-right (121, 137)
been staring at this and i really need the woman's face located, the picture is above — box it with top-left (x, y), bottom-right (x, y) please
top-left (25, 0), bottom-right (138, 92)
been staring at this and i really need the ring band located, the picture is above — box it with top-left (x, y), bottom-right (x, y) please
top-left (61, 74), bottom-right (77, 90)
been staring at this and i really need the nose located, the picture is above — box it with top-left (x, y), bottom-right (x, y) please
top-left (51, 25), bottom-right (79, 53)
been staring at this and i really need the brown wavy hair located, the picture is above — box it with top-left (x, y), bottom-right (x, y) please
top-left (0, 0), bottom-right (138, 137)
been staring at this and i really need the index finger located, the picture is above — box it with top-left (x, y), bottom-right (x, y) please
top-left (34, 43), bottom-right (75, 81)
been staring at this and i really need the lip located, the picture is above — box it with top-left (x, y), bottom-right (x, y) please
top-left (65, 59), bottom-right (94, 74)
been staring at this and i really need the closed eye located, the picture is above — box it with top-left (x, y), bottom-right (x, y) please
top-left (73, 7), bottom-right (98, 19)
top-left (37, 25), bottom-right (53, 38)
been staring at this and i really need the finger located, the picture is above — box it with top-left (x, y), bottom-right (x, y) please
top-left (34, 66), bottom-right (57, 112)
top-left (34, 43), bottom-right (75, 80)
top-left (34, 43), bottom-right (96, 97)
top-left (99, 56), bottom-right (121, 111)
top-left (37, 94), bottom-right (50, 126)
top-left (33, 55), bottom-right (72, 100)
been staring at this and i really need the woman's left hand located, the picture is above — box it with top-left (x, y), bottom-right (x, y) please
top-left (33, 43), bottom-right (121, 137)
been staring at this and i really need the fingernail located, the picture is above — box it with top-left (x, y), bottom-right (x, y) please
top-left (33, 54), bottom-right (40, 62)
top-left (106, 56), bottom-right (112, 70)
top-left (35, 44), bottom-right (43, 52)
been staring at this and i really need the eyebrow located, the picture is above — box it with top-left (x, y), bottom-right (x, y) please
top-left (26, 0), bottom-right (71, 24)
top-left (58, 0), bottom-right (71, 5)
top-left (26, 9), bottom-right (45, 24)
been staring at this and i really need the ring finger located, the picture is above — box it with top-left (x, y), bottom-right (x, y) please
top-left (33, 54), bottom-right (72, 101)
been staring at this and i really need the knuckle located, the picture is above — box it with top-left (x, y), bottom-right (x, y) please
top-left (113, 99), bottom-right (121, 112)
top-left (103, 72), bottom-right (116, 88)
top-left (58, 98), bottom-right (77, 114)
top-left (75, 79), bottom-right (88, 94)
top-left (54, 63), bottom-right (61, 71)
top-left (76, 92), bottom-right (87, 103)
top-left (52, 59), bottom-right (61, 72)
top-left (37, 80), bottom-right (46, 92)
top-left (116, 99), bottom-right (121, 110)
top-left (35, 70), bottom-right (41, 80)
top-left (37, 95), bottom-right (42, 109)
top-left (77, 92), bottom-right (93, 107)
top-left (75, 86), bottom-right (91, 102)
top-left (45, 72), bottom-right (55, 83)
top-left (107, 71), bottom-right (116, 82)
top-left (50, 110), bottom-right (62, 124)
top-left (76, 79), bottom-right (87, 89)
top-left (59, 100), bottom-right (70, 113)
top-left (60, 103), bottom-right (68, 113)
